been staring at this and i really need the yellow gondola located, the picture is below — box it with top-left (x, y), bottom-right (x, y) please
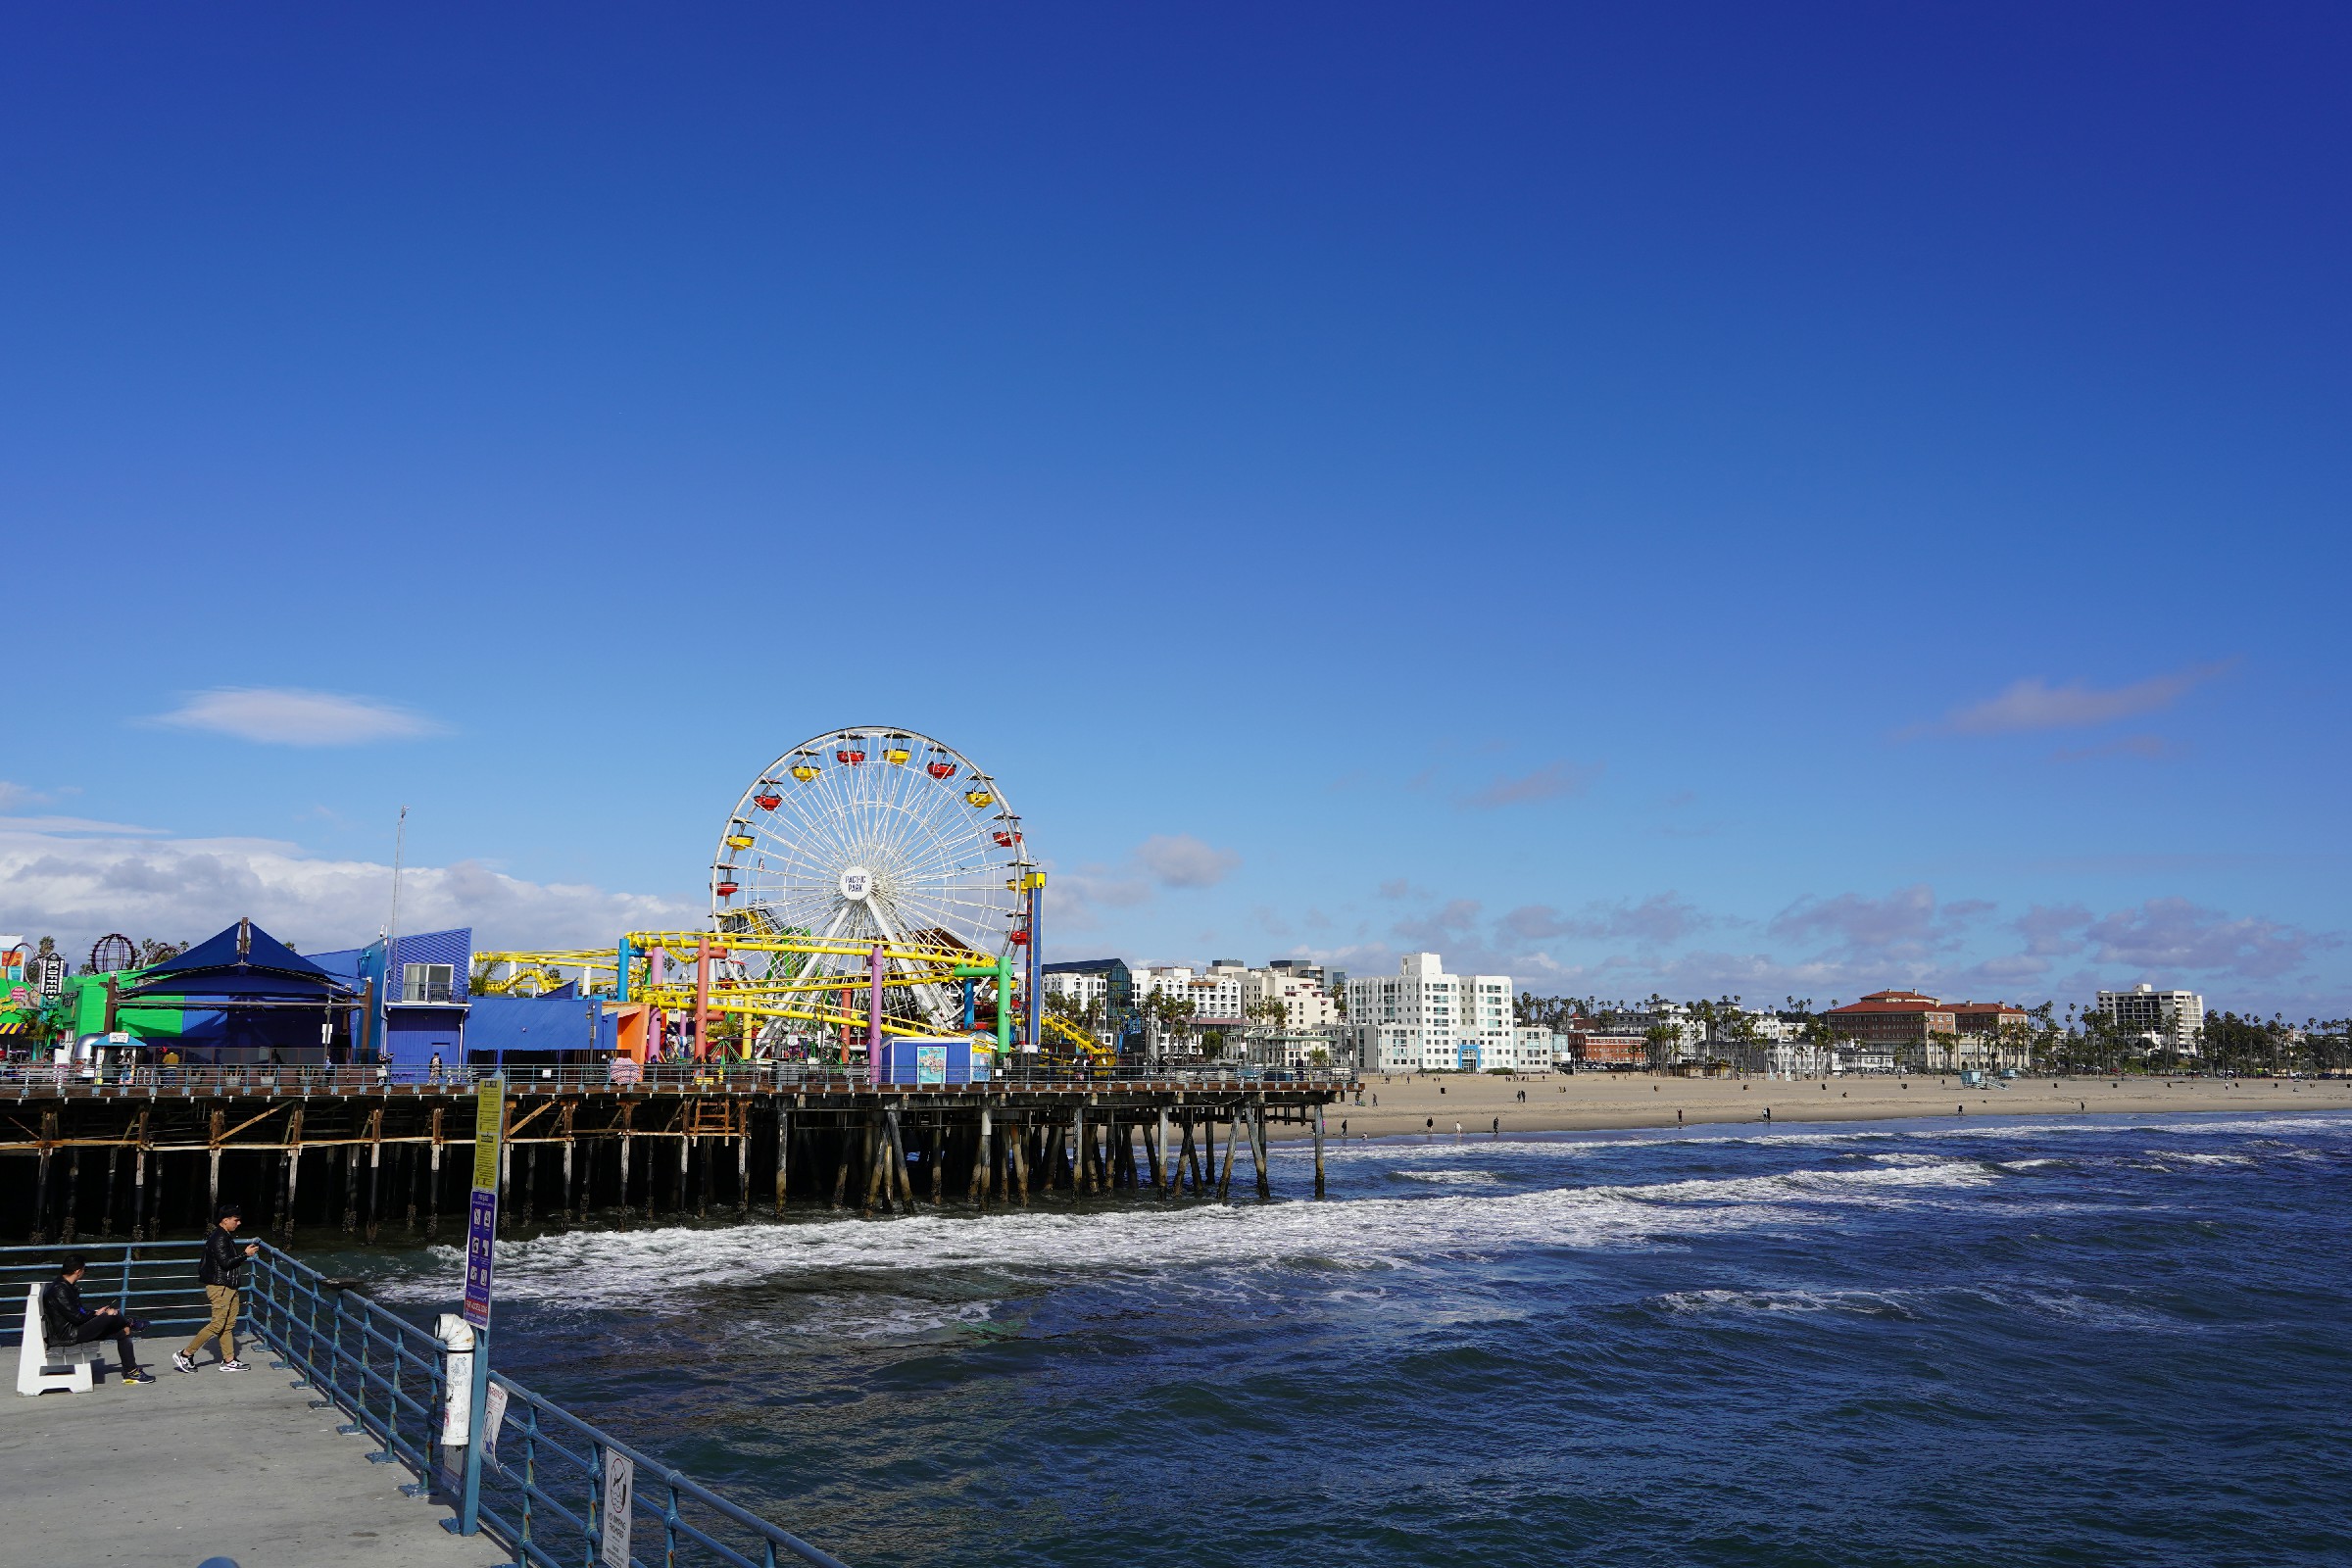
top-left (791, 763), bottom-right (819, 782)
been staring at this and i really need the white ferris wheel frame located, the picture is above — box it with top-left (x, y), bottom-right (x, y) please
top-left (710, 726), bottom-right (1032, 1032)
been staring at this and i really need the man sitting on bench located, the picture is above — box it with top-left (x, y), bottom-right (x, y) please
top-left (40, 1255), bottom-right (154, 1385)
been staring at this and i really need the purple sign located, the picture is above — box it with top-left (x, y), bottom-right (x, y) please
top-left (463, 1189), bottom-right (498, 1328)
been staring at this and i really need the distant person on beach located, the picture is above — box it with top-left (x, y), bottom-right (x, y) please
top-left (1491, 1117), bottom-right (1499, 1137)
top-left (42, 1255), bottom-right (153, 1384)
top-left (175, 1204), bottom-right (260, 1374)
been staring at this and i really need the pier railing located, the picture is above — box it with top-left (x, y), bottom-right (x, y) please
top-left (1, 1239), bottom-right (217, 1345)
top-left (6, 1238), bottom-right (848, 1567)
top-left (5, 1059), bottom-right (1353, 1099)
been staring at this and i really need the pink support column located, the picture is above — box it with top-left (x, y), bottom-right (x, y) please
top-left (868, 942), bottom-right (885, 1086)
top-left (693, 939), bottom-right (712, 1062)
top-left (648, 948), bottom-right (668, 1060)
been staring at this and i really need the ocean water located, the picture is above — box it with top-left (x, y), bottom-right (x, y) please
top-left (358, 1111), bottom-right (2352, 1567)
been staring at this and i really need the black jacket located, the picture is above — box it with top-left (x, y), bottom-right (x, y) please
top-left (37, 1278), bottom-right (96, 1343)
top-left (198, 1225), bottom-right (250, 1288)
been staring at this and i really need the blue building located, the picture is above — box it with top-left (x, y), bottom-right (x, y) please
top-left (465, 986), bottom-right (618, 1071)
top-left (310, 927), bottom-right (472, 1070)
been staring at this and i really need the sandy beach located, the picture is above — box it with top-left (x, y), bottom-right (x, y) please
top-left (1276, 1070), bottom-right (2352, 1139)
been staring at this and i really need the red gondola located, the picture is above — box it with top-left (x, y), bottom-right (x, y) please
top-left (1009, 929), bottom-right (1029, 945)
top-left (993, 830), bottom-right (1014, 847)
top-left (835, 749), bottom-right (865, 764)
top-left (926, 760), bottom-right (957, 779)
top-left (754, 793), bottom-right (781, 810)
top-left (715, 881), bottom-right (739, 898)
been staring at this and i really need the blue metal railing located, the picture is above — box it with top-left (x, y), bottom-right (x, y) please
top-left (1, 1240), bottom-right (215, 1345)
top-left (6, 1239), bottom-right (848, 1568)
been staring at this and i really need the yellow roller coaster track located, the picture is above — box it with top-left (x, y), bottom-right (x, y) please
top-left (470, 951), bottom-right (619, 997)
top-left (1041, 1010), bottom-right (1115, 1061)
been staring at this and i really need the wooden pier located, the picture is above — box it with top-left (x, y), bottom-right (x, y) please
top-left (1, 1071), bottom-right (1351, 1243)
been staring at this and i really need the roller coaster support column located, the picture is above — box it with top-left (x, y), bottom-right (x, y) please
top-left (693, 938), bottom-right (713, 1061)
top-left (954, 960), bottom-right (1013, 1058)
top-left (615, 936), bottom-right (633, 1004)
top-left (867, 942), bottom-right (885, 1087)
top-left (1023, 872), bottom-right (1047, 1054)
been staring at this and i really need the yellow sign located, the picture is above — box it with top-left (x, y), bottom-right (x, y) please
top-left (471, 1081), bottom-right (504, 1191)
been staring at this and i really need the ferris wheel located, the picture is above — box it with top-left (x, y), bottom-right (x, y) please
top-left (710, 727), bottom-right (1032, 1030)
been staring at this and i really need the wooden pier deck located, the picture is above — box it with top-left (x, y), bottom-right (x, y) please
top-left (4, 1070), bottom-right (1353, 1242)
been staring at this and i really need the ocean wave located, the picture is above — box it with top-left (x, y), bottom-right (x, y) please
top-left (1655, 1287), bottom-right (1920, 1319)
top-left (372, 1154), bottom-right (2002, 1312)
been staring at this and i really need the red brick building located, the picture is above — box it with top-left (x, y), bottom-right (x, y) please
top-left (1569, 1033), bottom-right (1648, 1068)
top-left (1825, 991), bottom-right (1954, 1049)
top-left (1827, 991), bottom-right (2029, 1069)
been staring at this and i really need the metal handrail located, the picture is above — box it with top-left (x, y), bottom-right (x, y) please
top-left (1, 1060), bottom-right (1357, 1098)
top-left (242, 1244), bottom-right (850, 1568)
top-left (481, 1368), bottom-right (850, 1568)
top-left (0, 1240), bottom-right (215, 1345)
top-left (6, 1237), bottom-right (849, 1566)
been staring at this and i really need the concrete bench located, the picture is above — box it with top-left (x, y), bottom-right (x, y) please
top-left (16, 1285), bottom-right (107, 1396)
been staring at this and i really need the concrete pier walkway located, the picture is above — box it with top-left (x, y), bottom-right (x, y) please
top-left (0, 1353), bottom-right (508, 1568)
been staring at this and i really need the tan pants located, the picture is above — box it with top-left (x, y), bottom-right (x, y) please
top-left (182, 1285), bottom-right (238, 1362)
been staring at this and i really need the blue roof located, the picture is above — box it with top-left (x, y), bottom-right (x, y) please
top-left (124, 917), bottom-right (354, 1004)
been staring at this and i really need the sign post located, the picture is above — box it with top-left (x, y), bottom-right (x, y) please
top-left (458, 1077), bottom-right (503, 1537)
top-left (601, 1446), bottom-right (636, 1568)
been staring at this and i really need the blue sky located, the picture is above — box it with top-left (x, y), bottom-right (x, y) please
top-left (3, 5), bottom-right (2345, 1017)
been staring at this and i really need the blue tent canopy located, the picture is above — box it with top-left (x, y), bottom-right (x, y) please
top-left (122, 917), bottom-right (354, 1005)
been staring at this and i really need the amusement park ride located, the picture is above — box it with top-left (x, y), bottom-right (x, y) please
top-left (473, 727), bottom-right (1105, 1071)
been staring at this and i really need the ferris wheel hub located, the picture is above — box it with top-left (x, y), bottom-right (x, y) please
top-left (838, 865), bottom-right (874, 903)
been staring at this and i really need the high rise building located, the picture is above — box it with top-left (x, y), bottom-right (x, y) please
top-left (1346, 953), bottom-right (1512, 1072)
top-left (2095, 984), bottom-right (2205, 1054)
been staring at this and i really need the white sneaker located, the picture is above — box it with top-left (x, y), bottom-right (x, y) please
top-left (172, 1351), bottom-right (197, 1374)
top-left (219, 1358), bottom-right (250, 1373)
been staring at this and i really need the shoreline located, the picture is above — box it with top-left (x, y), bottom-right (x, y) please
top-left (1269, 1070), bottom-right (2352, 1140)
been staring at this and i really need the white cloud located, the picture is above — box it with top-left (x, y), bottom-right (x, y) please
top-left (152, 688), bottom-right (444, 746)
top-left (1914, 662), bottom-right (2231, 738)
top-left (2082, 897), bottom-right (2334, 981)
top-left (1500, 893), bottom-right (1711, 946)
top-left (1134, 834), bottom-right (1241, 890)
top-left (0, 818), bottom-right (692, 955)
top-left (1460, 760), bottom-right (1601, 809)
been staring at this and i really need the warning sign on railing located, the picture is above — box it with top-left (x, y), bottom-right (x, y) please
top-left (601, 1447), bottom-right (635, 1568)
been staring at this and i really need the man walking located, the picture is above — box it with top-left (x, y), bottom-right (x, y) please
top-left (174, 1203), bottom-right (260, 1373)
top-left (41, 1255), bottom-right (154, 1384)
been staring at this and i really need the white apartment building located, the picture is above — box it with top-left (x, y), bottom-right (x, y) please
top-left (1347, 953), bottom-right (1513, 1072)
top-left (1043, 970), bottom-right (1111, 1008)
top-left (1245, 967), bottom-right (1338, 1029)
top-left (1505, 1025), bottom-right (1569, 1072)
top-left (1185, 971), bottom-right (1245, 1021)
top-left (2096, 985), bottom-right (2206, 1054)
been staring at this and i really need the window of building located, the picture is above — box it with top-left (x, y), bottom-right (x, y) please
top-left (402, 962), bottom-right (456, 1004)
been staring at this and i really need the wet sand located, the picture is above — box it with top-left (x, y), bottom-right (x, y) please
top-left (1279, 1070), bottom-right (2352, 1139)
